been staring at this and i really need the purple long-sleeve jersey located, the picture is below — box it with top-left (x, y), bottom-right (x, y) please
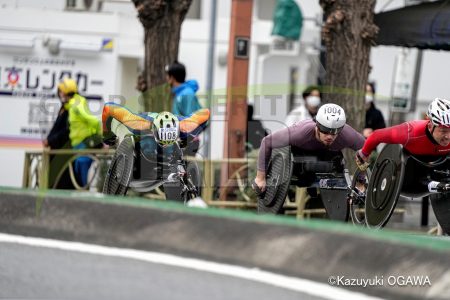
top-left (257, 119), bottom-right (365, 172)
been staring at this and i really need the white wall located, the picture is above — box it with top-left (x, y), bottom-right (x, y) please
top-left (0, 6), bottom-right (122, 187)
top-left (418, 50), bottom-right (450, 101)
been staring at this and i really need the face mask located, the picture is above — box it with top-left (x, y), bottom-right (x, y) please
top-left (365, 94), bottom-right (374, 104)
top-left (306, 96), bottom-right (321, 107)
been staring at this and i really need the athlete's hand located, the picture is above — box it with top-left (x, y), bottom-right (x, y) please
top-left (252, 172), bottom-right (266, 196)
top-left (355, 150), bottom-right (369, 171)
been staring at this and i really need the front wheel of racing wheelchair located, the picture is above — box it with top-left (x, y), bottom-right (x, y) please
top-left (103, 136), bottom-right (135, 195)
top-left (103, 135), bottom-right (201, 203)
top-left (257, 147), bottom-right (363, 222)
top-left (363, 144), bottom-right (450, 234)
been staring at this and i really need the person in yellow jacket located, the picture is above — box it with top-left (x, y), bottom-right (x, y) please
top-left (58, 78), bottom-right (102, 187)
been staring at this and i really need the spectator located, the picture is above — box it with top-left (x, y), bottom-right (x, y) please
top-left (44, 86), bottom-right (74, 189)
top-left (363, 82), bottom-right (386, 138)
top-left (59, 78), bottom-right (102, 188)
top-left (165, 61), bottom-right (202, 116)
top-left (166, 61), bottom-right (203, 155)
top-left (285, 85), bottom-right (321, 126)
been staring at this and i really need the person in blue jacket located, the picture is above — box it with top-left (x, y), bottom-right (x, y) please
top-left (165, 61), bottom-right (202, 117)
top-left (165, 61), bottom-right (202, 155)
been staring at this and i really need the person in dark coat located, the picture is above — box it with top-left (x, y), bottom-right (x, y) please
top-left (43, 87), bottom-right (75, 189)
top-left (363, 82), bottom-right (386, 138)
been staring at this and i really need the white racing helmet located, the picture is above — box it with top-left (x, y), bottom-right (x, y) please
top-left (153, 111), bottom-right (180, 146)
top-left (315, 103), bottom-right (346, 134)
top-left (427, 98), bottom-right (450, 128)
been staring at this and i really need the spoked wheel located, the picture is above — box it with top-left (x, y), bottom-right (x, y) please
top-left (258, 147), bottom-right (293, 214)
top-left (349, 168), bottom-right (371, 225)
top-left (103, 136), bottom-right (135, 195)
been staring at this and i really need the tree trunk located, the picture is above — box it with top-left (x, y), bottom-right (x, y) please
top-left (320, 0), bottom-right (378, 170)
top-left (132, 0), bottom-right (192, 112)
top-left (320, 0), bottom-right (377, 131)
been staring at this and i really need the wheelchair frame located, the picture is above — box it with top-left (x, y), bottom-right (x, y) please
top-left (353, 144), bottom-right (450, 233)
top-left (103, 135), bottom-right (200, 203)
top-left (257, 146), bottom-right (367, 222)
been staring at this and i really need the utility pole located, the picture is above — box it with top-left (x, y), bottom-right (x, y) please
top-left (220, 0), bottom-right (253, 198)
top-left (203, 0), bottom-right (218, 159)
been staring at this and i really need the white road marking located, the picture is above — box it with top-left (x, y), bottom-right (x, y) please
top-left (0, 233), bottom-right (384, 300)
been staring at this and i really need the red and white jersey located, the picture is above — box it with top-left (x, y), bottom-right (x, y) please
top-left (361, 120), bottom-right (450, 157)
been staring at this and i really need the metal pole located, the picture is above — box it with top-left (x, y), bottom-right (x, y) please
top-left (409, 49), bottom-right (423, 112)
top-left (203, 0), bottom-right (218, 159)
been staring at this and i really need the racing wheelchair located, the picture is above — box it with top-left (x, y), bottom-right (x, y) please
top-left (257, 146), bottom-right (370, 222)
top-left (352, 144), bottom-right (450, 233)
top-left (102, 119), bottom-right (201, 203)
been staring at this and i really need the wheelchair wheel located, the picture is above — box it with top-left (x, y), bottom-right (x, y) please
top-left (258, 147), bottom-right (293, 214)
top-left (182, 161), bottom-right (201, 203)
top-left (429, 193), bottom-right (450, 235)
top-left (187, 161), bottom-right (201, 192)
top-left (103, 136), bottom-right (135, 195)
top-left (365, 144), bottom-right (405, 229)
top-left (349, 169), bottom-right (370, 225)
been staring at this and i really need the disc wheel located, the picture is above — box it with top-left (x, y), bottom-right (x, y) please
top-left (365, 144), bottom-right (405, 229)
top-left (182, 161), bottom-right (201, 203)
top-left (103, 136), bottom-right (135, 195)
top-left (258, 147), bottom-right (293, 214)
top-left (430, 193), bottom-right (450, 235)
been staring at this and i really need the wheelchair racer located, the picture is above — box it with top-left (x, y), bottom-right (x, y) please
top-left (102, 102), bottom-right (209, 155)
top-left (253, 103), bottom-right (365, 193)
top-left (355, 98), bottom-right (450, 193)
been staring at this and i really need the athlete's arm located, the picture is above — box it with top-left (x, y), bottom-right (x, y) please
top-left (257, 126), bottom-right (292, 173)
top-left (102, 103), bottom-right (153, 136)
top-left (361, 123), bottom-right (409, 157)
top-left (179, 108), bottom-right (210, 137)
top-left (340, 124), bottom-right (366, 151)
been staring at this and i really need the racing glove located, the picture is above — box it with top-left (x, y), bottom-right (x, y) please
top-left (428, 181), bottom-right (450, 193)
top-left (251, 179), bottom-right (265, 197)
top-left (355, 150), bottom-right (369, 171)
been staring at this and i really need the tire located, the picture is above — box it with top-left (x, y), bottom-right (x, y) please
top-left (186, 160), bottom-right (201, 193)
top-left (258, 147), bottom-right (293, 214)
top-left (103, 136), bottom-right (135, 195)
top-left (430, 193), bottom-right (450, 235)
top-left (349, 169), bottom-right (370, 225)
top-left (182, 161), bottom-right (201, 203)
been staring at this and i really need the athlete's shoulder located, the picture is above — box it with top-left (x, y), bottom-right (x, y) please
top-left (407, 120), bottom-right (428, 127)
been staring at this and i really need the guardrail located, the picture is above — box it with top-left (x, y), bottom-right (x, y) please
top-left (23, 148), bottom-right (115, 191)
top-left (22, 150), bottom-right (354, 219)
top-left (23, 149), bottom-right (257, 203)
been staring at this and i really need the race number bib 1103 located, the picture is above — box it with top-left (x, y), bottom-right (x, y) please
top-left (158, 127), bottom-right (178, 142)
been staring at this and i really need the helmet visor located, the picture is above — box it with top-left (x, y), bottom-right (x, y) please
top-left (316, 122), bottom-right (343, 135)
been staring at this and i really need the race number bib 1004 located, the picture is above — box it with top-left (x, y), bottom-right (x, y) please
top-left (158, 127), bottom-right (178, 142)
